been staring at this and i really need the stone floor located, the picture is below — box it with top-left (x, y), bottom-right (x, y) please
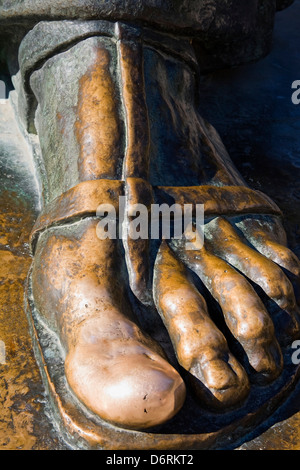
top-left (0, 1), bottom-right (299, 450)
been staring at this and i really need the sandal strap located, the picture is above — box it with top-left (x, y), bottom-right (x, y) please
top-left (30, 179), bottom-right (282, 250)
top-left (156, 185), bottom-right (282, 218)
top-left (30, 179), bottom-right (124, 250)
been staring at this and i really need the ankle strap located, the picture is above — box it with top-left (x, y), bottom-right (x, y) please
top-left (30, 179), bottom-right (123, 250)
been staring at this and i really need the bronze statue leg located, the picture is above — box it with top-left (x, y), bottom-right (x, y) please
top-left (16, 20), bottom-right (300, 435)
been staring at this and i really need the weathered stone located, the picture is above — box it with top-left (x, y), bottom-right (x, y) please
top-left (0, 1), bottom-right (295, 72)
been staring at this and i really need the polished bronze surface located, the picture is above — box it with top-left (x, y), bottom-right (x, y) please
top-left (31, 218), bottom-right (186, 430)
top-left (156, 185), bottom-right (282, 217)
top-left (124, 177), bottom-right (153, 304)
top-left (30, 179), bottom-right (124, 249)
top-left (154, 241), bottom-right (250, 410)
top-left (118, 28), bottom-right (152, 303)
top-left (204, 217), bottom-right (300, 345)
top-left (19, 18), bottom-right (300, 445)
top-left (171, 233), bottom-right (284, 385)
top-left (76, 45), bottom-right (122, 181)
top-left (31, 182), bottom-right (281, 250)
top-left (118, 29), bottom-right (150, 181)
top-left (1, 0), bottom-right (300, 451)
top-left (1, 159), bottom-right (300, 449)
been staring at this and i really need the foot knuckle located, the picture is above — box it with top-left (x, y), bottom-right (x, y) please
top-left (237, 314), bottom-right (273, 341)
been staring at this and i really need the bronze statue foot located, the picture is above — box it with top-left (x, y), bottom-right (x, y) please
top-left (30, 217), bottom-right (185, 430)
top-left (25, 207), bottom-right (300, 449)
top-left (11, 13), bottom-right (300, 448)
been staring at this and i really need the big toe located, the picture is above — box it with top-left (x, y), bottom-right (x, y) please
top-left (65, 343), bottom-right (186, 430)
